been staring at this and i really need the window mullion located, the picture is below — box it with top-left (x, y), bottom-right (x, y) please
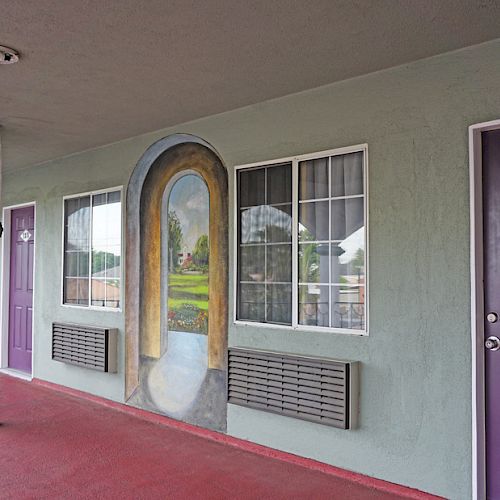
top-left (291, 158), bottom-right (299, 328)
top-left (328, 155), bottom-right (332, 328)
top-left (88, 195), bottom-right (93, 307)
top-left (104, 193), bottom-right (108, 307)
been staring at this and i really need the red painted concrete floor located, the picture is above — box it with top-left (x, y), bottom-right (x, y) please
top-left (0, 375), bottom-right (440, 500)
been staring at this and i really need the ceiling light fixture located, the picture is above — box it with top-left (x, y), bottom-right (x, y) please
top-left (0, 45), bottom-right (19, 64)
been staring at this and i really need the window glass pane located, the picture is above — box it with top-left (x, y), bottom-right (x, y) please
top-left (331, 238), bottom-right (364, 285)
top-left (299, 201), bottom-right (329, 241)
top-left (298, 284), bottom-right (329, 327)
top-left (299, 243), bottom-right (329, 283)
top-left (79, 252), bottom-right (89, 276)
top-left (267, 284), bottom-right (292, 324)
top-left (108, 190), bottom-right (121, 203)
top-left (65, 196), bottom-right (90, 251)
top-left (239, 283), bottom-right (265, 322)
top-left (331, 285), bottom-right (365, 330)
top-left (105, 279), bottom-right (121, 309)
top-left (266, 244), bottom-right (292, 282)
top-left (267, 205), bottom-right (292, 243)
top-left (240, 246), bottom-right (265, 282)
top-left (331, 151), bottom-right (364, 197)
top-left (91, 278), bottom-right (106, 307)
top-left (241, 206), bottom-right (266, 244)
top-left (267, 163), bottom-right (291, 204)
top-left (64, 252), bottom-right (79, 277)
top-left (64, 277), bottom-right (89, 306)
top-left (92, 193), bottom-right (107, 206)
top-left (331, 197), bottom-right (364, 241)
top-left (239, 168), bottom-right (265, 207)
top-left (91, 191), bottom-right (121, 308)
top-left (299, 157), bottom-right (328, 200)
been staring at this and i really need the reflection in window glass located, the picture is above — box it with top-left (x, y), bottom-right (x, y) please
top-left (267, 284), bottom-right (292, 324)
top-left (299, 201), bottom-right (329, 241)
top-left (91, 192), bottom-right (122, 308)
top-left (331, 285), bottom-right (365, 329)
top-left (63, 190), bottom-right (121, 308)
top-left (298, 285), bottom-right (329, 327)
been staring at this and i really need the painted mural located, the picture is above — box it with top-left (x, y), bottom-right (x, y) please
top-left (129, 170), bottom-right (226, 432)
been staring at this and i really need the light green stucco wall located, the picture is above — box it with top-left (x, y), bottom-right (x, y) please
top-left (3, 39), bottom-right (500, 498)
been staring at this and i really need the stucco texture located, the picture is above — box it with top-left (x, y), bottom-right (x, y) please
top-left (3, 39), bottom-right (500, 498)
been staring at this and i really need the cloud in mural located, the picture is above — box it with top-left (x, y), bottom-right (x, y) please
top-left (169, 174), bottom-right (209, 251)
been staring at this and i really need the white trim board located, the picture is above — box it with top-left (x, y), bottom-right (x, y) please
top-left (469, 118), bottom-right (500, 500)
top-left (0, 201), bottom-right (37, 378)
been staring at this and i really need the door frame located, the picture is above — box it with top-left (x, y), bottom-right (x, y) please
top-left (0, 201), bottom-right (37, 379)
top-left (470, 119), bottom-right (500, 500)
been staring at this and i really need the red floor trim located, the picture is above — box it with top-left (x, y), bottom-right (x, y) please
top-left (31, 377), bottom-right (442, 500)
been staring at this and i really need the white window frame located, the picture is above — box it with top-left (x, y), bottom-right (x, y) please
top-left (233, 144), bottom-right (369, 335)
top-left (61, 186), bottom-right (124, 312)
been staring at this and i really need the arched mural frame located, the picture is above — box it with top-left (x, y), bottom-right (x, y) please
top-left (125, 134), bottom-right (228, 400)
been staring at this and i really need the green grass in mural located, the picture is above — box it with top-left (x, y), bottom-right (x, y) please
top-left (168, 273), bottom-right (209, 334)
top-left (168, 297), bottom-right (209, 311)
top-left (168, 274), bottom-right (209, 300)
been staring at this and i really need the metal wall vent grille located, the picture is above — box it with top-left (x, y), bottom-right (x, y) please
top-left (52, 323), bottom-right (117, 373)
top-left (228, 348), bottom-right (358, 429)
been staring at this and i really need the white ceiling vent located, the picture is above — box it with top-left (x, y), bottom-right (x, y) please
top-left (0, 46), bottom-right (19, 65)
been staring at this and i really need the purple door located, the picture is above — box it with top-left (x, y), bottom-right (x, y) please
top-left (483, 129), bottom-right (500, 498)
top-left (8, 206), bottom-right (35, 373)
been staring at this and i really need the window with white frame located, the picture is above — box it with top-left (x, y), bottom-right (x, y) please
top-left (63, 189), bottom-right (122, 309)
top-left (236, 147), bottom-right (366, 332)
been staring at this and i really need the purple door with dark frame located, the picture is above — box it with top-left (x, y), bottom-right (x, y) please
top-left (482, 129), bottom-right (500, 499)
top-left (8, 206), bottom-right (34, 373)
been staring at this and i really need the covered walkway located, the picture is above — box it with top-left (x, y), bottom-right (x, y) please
top-left (0, 375), bottom-right (439, 499)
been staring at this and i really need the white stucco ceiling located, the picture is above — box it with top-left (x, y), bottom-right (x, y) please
top-left (1, 0), bottom-right (500, 171)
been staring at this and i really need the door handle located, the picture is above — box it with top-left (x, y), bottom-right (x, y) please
top-left (485, 336), bottom-right (500, 351)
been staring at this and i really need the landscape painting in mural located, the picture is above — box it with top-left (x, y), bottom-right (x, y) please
top-left (167, 174), bottom-right (209, 334)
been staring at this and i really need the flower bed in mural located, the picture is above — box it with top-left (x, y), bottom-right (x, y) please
top-left (167, 273), bottom-right (209, 334)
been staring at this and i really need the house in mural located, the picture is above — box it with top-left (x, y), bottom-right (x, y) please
top-left (177, 247), bottom-right (191, 267)
top-left (1, 2), bottom-right (500, 498)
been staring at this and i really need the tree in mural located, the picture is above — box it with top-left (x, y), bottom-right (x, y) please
top-left (192, 234), bottom-right (209, 267)
top-left (168, 211), bottom-right (183, 272)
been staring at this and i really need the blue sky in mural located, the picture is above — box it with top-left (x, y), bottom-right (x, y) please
top-left (169, 174), bottom-right (209, 251)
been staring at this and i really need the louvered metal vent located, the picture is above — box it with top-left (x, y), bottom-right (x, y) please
top-left (228, 348), bottom-right (359, 429)
top-left (52, 323), bottom-right (117, 373)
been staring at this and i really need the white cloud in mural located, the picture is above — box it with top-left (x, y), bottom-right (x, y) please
top-left (169, 174), bottom-right (209, 251)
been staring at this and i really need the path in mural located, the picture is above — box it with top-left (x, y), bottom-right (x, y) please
top-left (133, 330), bottom-right (226, 431)
top-left (149, 331), bottom-right (207, 416)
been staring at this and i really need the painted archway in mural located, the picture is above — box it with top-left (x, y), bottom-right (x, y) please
top-left (125, 135), bottom-right (228, 431)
